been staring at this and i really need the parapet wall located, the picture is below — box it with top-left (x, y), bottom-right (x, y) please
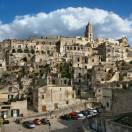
top-left (106, 120), bottom-right (132, 132)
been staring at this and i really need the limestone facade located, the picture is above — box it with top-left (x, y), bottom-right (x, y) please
top-left (33, 85), bottom-right (76, 112)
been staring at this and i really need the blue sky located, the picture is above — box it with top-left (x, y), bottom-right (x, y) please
top-left (0, 0), bottom-right (131, 23)
top-left (0, 0), bottom-right (132, 44)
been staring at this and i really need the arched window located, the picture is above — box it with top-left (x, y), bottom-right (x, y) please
top-left (12, 49), bottom-right (16, 53)
top-left (36, 50), bottom-right (39, 53)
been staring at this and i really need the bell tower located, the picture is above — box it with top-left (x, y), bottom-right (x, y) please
top-left (85, 22), bottom-right (93, 42)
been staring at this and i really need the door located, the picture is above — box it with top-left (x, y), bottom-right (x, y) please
top-left (42, 105), bottom-right (47, 112)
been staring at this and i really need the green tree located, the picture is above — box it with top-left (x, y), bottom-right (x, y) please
top-left (60, 61), bottom-right (73, 79)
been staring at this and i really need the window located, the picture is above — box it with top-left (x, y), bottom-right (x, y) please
top-left (106, 102), bottom-right (109, 107)
top-left (74, 46), bottom-right (76, 50)
top-left (116, 83), bottom-right (120, 87)
top-left (64, 80), bottom-right (67, 84)
top-left (47, 50), bottom-right (50, 55)
top-left (0, 64), bottom-right (2, 67)
top-left (77, 58), bottom-right (80, 62)
top-left (42, 95), bottom-right (44, 99)
top-left (52, 80), bottom-right (55, 84)
top-left (12, 49), bottom-right (16, 53)
top-left (1, 106), bottom-right (10, 109)
top-left (36, 50), bottom-right (39, 53)
top-left (31, 49), bottom-right (35, 54)
top-left (85, 58), bottom-right (88, 63)
top-left (78, 73), bottom-right (81, 77)
top-left (41, 50), bottom-right (45, 54)
top-left (66, 101), bottom-right (69, 104)
top-left (11, 95), bottom-right (13, 100)
top-left (40, 59), bottom-right (42, 62)
top-left (87, 74), bottom-right (89, 79)
top-left (8, 87), bottom-right (12, 92)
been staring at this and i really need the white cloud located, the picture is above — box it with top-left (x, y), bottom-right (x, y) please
top-left (0, 7), bottom-right (132, 45)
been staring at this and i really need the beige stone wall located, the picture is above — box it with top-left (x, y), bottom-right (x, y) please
top-left (33, 85), bottom-right (76, 112)
top-left (11, 100), bottom-right (27, 115)
top-left (95, 88), bottom-right (112, 111)
top-left (0, 88), bottom-right (9, 102)
top-left (92, 63), bottom-right (117, 83)
top-left (95, 88), bottom-right (132, 115)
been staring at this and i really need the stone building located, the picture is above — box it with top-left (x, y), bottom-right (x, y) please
top-left (33, 85), bottom-right (76, 112)
top-left (73, 67), bottom-right (92, 94)
top-left (0, 85), bottom-right (27, 118)
top-left (95, 81), bottom-right (132, 115)
top-left (0, 100), bottom-right (27, 119)
top-left (96, 38), bottom-right (130, 63)
top-left (91, 63), bottom-right (118, 84)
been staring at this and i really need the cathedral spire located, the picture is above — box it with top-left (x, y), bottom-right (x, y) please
top-left (84, 22), bottom-right (93, 42)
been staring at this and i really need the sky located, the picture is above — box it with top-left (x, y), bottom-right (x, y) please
top-left (0, 0), bottom-right (132, 44)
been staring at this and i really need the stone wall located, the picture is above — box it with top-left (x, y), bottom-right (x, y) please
top-left (22, 99), bottom-right (93, 119)
top-left (11, 100), bottom-right (27, 115)
top-left (49, 100), bottom-right (92, 117)
top-left (112, 89), bottom-right (132, 116)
